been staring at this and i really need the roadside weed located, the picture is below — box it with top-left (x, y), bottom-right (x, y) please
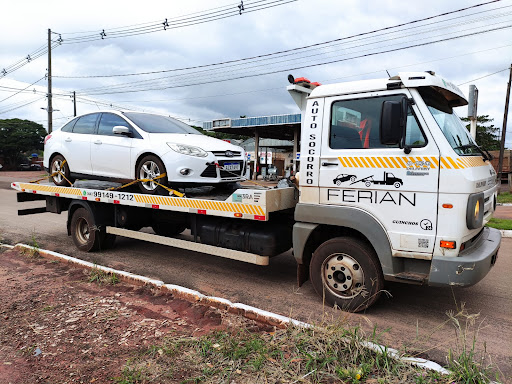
top-left (21, 233), bottom-right (40, 258)
top-left (88, 266), bottom-right (119, 285)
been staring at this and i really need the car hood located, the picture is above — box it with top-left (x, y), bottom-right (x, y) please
top-left (147, 133), bottom-right (243, 152)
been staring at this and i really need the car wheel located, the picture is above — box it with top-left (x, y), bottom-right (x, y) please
top-left (350, 176), bottom-right (356, 182)
top-left (336, 180), bottom-right (342, 186)
top-left (365, 181), bottom-right (371, 187)
top-left (310, 237), bottom-right (384, 312)
top-left (136, 155), bottom-right (168, 195)
top-left (50, 154), bottom-right (75, 186)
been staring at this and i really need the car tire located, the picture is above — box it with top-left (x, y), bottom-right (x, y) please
top-left (136, 155), bottom-right (168, 195)
top-left (336, 180), bottom-right (342, 186)
top-left (50, 154), bottom-right (75, 186)
top-left (350, 176), bottom-right (356, 182)
top-left (310, 237), bottom-right (384, 312)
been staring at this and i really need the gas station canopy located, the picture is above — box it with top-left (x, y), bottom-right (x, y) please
top-left (203, 113), bottom-right (301, 140)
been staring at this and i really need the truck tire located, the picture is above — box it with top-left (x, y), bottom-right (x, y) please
top-left (310, 237), bottom-right (384, 312)
top-left (152, 222), bottom-right (186, 237)
top-left (70, 207), bottom-right (115, 251)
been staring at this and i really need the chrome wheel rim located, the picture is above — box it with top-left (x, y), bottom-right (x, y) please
top-left (139, 160), bottom-right (161, 191)
top-left (321, 253), bottom-right (365, 299)
top-left (51, 159), bottom-right (64, 184)
top-left (75, 217), bottom-right (90, 244)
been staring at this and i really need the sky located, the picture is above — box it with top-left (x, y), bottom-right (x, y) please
top-left (0, 0), bottom-right (511, 147)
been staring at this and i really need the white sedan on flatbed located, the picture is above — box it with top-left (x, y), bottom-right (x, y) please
top-left (43, 111), bottom-right (246, 194)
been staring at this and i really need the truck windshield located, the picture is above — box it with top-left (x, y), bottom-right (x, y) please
top-left (418, 88), bottom-right (480, 156)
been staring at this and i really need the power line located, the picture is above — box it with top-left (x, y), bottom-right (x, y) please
top-left (74, 15), bottom-right (512, 95)
top-left (457, 67), bottom-right (511, 85)
top-left (0, 77), bottom-right (45, 103)
top-left (76, 24), bottom-right (512, 96)
top-left (0, 97), bottom-right (45, 115)
top-left (54, 0), bottom-right (506, 79)
top-left (0, 0), bottom-right (295, 78)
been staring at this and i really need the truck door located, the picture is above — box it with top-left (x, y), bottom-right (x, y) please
top-left (318, 90), bottom-right (440, 256)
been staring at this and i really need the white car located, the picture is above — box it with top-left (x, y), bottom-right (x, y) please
top-left (43, 111), bottom-right (246, 194)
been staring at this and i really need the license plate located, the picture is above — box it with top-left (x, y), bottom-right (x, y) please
top-left (223, 162), bottom-right (240, 171)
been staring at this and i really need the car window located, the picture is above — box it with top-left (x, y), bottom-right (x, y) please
top-left (72, 114), bottom-right (99, 134)
top-left (330, 95), bottom-right (426, 149)
top-left (98, 113), bottom-right (131, 136)
top-left (61, 118), bottom-right (78, 132)
top-left (123, 112), bottom-right (201, 134)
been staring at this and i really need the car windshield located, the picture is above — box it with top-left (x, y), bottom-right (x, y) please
top-left (123, 112), bottom-right (201, 134)
top-left (419, 88), bottom-right (480, 156)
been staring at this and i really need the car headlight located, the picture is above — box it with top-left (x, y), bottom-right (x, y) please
top-left (167, 143), bottom-right (208, 157)
top-left (466, 192), bottom-right (484, 229)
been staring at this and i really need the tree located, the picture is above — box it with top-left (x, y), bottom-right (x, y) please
top-left (0, 119), bottom-right (47, 168)
top-left (461, 115), bottom-right (501, 150)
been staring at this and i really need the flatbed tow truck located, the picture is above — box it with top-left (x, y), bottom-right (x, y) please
top-left (13, 71), bottom-right (501, 312)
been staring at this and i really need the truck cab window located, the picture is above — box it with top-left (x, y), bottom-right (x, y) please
top-left (330, 95), bottom-right (426, 149)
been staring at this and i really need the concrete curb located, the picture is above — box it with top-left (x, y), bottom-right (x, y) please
top-left (1, 242), bottom-right (452, 375)
top-left (501, 230), bottom-right (512, 238)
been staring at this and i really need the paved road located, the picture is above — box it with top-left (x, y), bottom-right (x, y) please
top-left (1, 175), bottom-right (510, 380)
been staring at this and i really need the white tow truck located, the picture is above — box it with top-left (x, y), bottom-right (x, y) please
top-left (13, 71), bottom-right (501, 312)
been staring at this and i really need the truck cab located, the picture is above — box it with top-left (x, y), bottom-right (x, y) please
top-left (289, 71), bottom-right (501, 311)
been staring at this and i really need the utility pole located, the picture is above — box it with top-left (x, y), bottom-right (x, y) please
top-left (47, 28), bottom-right (53, 133)
top-left (497, 64), bottom-right (512, 188)
top-left (73, 91), bottom-right (76, 116)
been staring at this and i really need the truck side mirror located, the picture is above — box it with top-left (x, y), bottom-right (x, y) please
top-left (380, 97), bottom-right (409, 152)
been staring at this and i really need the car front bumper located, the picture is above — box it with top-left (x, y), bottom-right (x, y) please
top-left (428, 227), bottom-right (501, 287)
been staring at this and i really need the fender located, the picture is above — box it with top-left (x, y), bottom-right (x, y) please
top-left (293, 203), bottom-right (400, 276)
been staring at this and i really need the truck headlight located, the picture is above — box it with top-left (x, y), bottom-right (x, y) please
top-left (167, 143), bottom-right (208, 157)
top-left (466, 192), bottom-right (484, 229)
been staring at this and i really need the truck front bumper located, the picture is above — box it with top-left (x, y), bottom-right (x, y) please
top-left (428, 227), bottom-right (501, 287)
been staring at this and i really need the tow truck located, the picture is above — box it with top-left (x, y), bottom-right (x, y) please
top-left (351, 172), bottom-right (403, 188)
top-left (13, 71), bottom-right (501, 312)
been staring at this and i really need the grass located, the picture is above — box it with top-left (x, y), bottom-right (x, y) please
top-left (497, 191), bottom-right (512, 204)
top-left (21, 233), bottom-right (40, 258)
top-left (112, 308), bottom-right (502, 384)
top-left (486, 218), bottom-right (512, 230)
top-left (88, 265), bottom-right (119, 285)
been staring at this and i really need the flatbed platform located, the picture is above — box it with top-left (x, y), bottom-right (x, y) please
top-left (11, 181), bottom-right (298, 221)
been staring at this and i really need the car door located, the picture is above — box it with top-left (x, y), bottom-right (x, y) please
top-left (91, 113), bottom-right (133, 179)
top-left (64, 113), bottom-right (99, 175)
top-left (318, 90), bottom-right (440, 255)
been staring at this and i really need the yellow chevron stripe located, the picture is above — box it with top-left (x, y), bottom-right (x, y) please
top-left (338, 157), bottom-right (348, 167)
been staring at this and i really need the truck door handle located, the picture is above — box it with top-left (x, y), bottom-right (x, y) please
top-left (94, 140), bottom-right (102, 145)
top-left (322, 162), bottom-right (338, 166)
top-left (65, 138), bottom-right (72, 142)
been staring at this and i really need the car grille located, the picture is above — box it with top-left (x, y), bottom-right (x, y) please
top-left (200, 160), bottom-right (244, 179)
top-left (212, 150), bottom-right (242, 157)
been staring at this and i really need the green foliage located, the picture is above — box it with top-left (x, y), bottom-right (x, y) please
top-left (461, 115), bottom-right (501, 150)
top-left (486, 218), bottom-right (512, 230)
top-left (497, 191), bottom-right (512, 204)
top-left (0, 118), bottom-right (47, 167)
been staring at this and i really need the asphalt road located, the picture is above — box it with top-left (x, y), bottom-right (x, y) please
top-left (1, 175), bottom-right (510, 380)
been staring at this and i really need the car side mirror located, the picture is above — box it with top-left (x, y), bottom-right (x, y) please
top-left (112, 126), bottom-right (131, 136)
top-left (380, 97), bottom-right (409, 152)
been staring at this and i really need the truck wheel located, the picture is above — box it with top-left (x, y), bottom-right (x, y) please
top-left (50, 154), bottom-right (75, 186)
top-left (136, 155), bottom-right (168, 195)
top-left (71, 208), bottom-right (101, 252)
top-left (365, 181), bottom-right (371, 187)
top-left (152, 222), bottom-right (186, 237)
top-left (310, 237), bottom-right (384, 312)
top-left (394, 182), bottom-right (401, 188)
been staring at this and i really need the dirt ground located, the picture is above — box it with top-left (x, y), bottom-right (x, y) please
top-left (0, 247), bottom-right (269, 384)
